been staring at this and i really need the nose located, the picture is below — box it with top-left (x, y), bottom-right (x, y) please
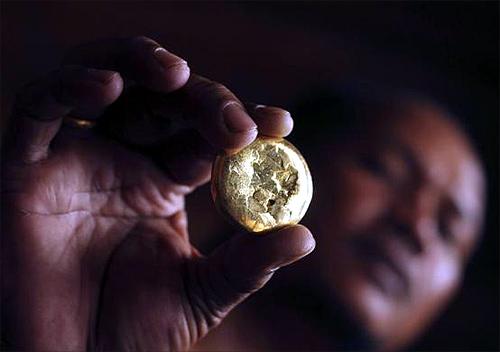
top-left (391, 185), bottom-right (439, 253)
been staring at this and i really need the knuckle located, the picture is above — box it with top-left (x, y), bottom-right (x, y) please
top-left (207, 81), bottom-right (231, 99)
top-left (129, 35), bottom-right (159, 50)
top-left (188, 76), bottom-right (213, 91)
top-left (189, 78), bottom-right (236, 106)
top-left (210, 82), bottom-right (230, 96)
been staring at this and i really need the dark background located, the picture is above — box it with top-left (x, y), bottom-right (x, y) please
top-left (1, 2), bottom-right (498, 350)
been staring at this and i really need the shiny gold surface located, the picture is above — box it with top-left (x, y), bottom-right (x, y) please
top-left (212, 137), bottom-right (313, 233)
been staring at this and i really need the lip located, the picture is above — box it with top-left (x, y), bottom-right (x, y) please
top-left (354, 236), bottom-right (411, 298)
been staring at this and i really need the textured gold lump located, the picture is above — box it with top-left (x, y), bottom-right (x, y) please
top-left (217, 138), bottom-right (312, 232)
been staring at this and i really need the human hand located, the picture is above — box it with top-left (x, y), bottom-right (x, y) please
top-left (1, 37), bottom-right (315, 351)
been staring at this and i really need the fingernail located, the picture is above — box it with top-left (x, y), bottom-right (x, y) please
top-left (305, 238), bottom-right (316, 255)
top-left (154, 47), bottom-right (188, 70)
top-left (85, 68), bottom-right (117, 84)
top-left (254, 105), bottom-right (291, 118)
top-left (223, 102), bottom-right (257, 133)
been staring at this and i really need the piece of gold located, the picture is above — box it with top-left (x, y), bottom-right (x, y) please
top-left (63, 116), bottom-right (97, 129)
top-left (211, 136), bottom-right (313, 233)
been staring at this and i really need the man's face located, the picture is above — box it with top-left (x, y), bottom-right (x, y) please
top-left (309, 101), bottom-right (485, 350)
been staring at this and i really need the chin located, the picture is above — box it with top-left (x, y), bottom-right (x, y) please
top-left (330, 272), bottom-right (414, 351)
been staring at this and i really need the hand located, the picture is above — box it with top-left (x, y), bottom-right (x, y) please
top-left (1, 37), bottom-right (315, 351)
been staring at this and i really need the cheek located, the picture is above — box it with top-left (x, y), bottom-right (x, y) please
top-left (313, 165), bottom-right (393, 277)
top-left (328, 167), bottom-right (392, 233)
top-left (418, 249), bottom-right (461, 303)
top-left (311, 167), bottom-right (398, 326)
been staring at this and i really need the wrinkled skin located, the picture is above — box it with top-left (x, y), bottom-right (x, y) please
top-left (0, 37), bottom-right (315, 351)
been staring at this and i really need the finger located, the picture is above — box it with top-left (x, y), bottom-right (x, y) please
top-left (245, 102), bottom-right (294, 137)
top-left (186, 225), bottom-right (315, 330)
top-left (96, 86), bottom-right (186, 147)
top-left (180, 75), bottom-right (258, 151)
top-left (64, 36), bottom-right (190, 93)
top-left (5, 65), bottom-right (123, 163)
top-left (98, 85), bottom-right (290, 152)
top-left (151, 129), bottom-right (215, 188)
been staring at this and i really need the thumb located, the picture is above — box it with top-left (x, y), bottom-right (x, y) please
top-left (186, 225), bottom-right (315, 333)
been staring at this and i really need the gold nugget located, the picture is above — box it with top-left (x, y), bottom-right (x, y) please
top-left (211, 137), bottom-right (313, 233)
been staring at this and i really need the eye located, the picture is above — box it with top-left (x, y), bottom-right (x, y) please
top-left (438, 214), bottom-right (453, 242)
top-left (358, 148), bottom-right (409, 186)
top-left (438, 202), bottom-right (460, 244)
top-left (358, 154), bottom-right (391, 180)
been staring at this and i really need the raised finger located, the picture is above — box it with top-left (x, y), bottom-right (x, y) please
top-left (150, 102), bottom-right (294, 188)
top-left (97, 85), bottom-right (293, 153)
top-left (151, 129), bottom-right (215, 188)
top-left (185, 225), bottom-right (315, 333)
top-left (180, 74), bottom-right (258, 151)
top-left (245, 102), bottom-right (294, 137)
top-left (64, 36), bottom-right (190, 93)
top-left (4, 65), bottom-right (123, 163)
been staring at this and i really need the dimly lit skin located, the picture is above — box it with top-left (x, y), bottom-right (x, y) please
top-left (197, 99), bottom-right (485, 351)
top-left (316, 101), bottom-right (485, 350)
top-left (1, 35), bottom-right (485, 351)
top-left (0, 37), bottom-right (315, 351)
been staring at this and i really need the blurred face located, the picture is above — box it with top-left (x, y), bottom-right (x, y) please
top-left (310, 101), bottom-right (485, 350)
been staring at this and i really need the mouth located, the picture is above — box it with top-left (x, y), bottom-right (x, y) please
top-left (354, 236), bottom-right (411, 299)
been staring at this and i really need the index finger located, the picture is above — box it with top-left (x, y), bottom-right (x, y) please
top-left (178, 74), bottom-right (258, 151)
top-left (64, 36), bottom-right (190, 93)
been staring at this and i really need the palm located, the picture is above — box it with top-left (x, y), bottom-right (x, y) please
top-left (3, 128), bottom-right (199, 349)
top-left (2, 37), bottom-right (314, 351)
